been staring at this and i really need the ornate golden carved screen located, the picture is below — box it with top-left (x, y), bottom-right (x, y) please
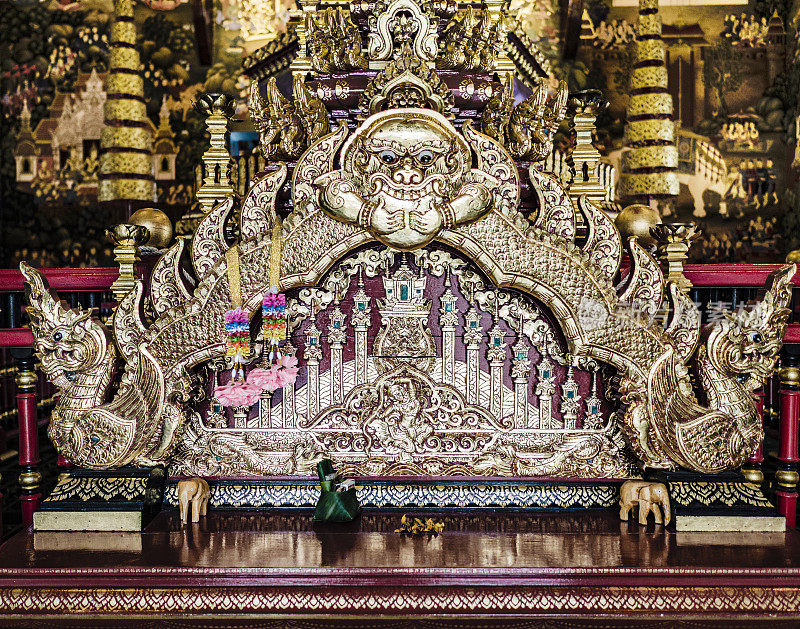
top-left (19, 0), bottom-right (794, 495)
top-left (175, 245), bottom-right (632, 478)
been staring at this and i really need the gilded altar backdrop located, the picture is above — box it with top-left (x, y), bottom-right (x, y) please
top-left (16, 0), bottom-right (797, 496)
top-left (2, 0), bottom-right (800, 622)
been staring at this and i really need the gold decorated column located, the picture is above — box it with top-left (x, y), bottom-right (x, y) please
top-left (194, 94), bottom-right (236, 214)
top-left (617, 0), bottom-right (678, 205)
top-left (99, 0), bottom-right (155, 204)
top-left (651, 223), bottom-right (700, 292)
top-left (106, 224), bottom-right (149, 303)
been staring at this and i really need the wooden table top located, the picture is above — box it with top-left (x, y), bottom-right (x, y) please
top-left (0, 510), bottom-right (798, 625)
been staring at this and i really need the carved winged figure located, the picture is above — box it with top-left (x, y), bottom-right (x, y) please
top-left (249, 76), bottom-right (330, 161)
top-left (507, 80), bottom-right (568, 161)
top-left (306, 7), bottom-right (368, 73)
top-left (438, 8), bottom-right (505, 73)
top-left (480, 77), bottom-right (568, 162)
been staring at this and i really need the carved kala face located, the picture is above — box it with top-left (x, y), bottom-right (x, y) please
top-left (345, 112), bottom-right (470, 203)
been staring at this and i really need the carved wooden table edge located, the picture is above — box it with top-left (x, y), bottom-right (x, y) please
top-left (1, 556), bottom-right (800, 619)
top-left (0, 583), bottom-right (800, 619)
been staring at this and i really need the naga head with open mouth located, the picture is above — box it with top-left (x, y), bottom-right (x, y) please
top-left (313, 109), bottom-right (496, 250)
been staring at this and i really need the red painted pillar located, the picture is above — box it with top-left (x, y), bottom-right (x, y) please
top-left (741, 389), bottom-right (765, 483)
top-left (10, 349), bottom-right (41, 528)
top-left (777, 354), bottom-right (800, 528)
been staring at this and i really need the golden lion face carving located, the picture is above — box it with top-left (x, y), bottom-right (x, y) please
top-left (313, 109), bottom-right (497, 250)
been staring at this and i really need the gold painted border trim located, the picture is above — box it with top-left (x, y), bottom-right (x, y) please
top-left (2, 586), bottom-right (800, 614)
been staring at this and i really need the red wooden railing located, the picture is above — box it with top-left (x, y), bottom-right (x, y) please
top-left (0, 267), bottom-right (118, 527)
top-left (0, 263), bottom-right (799, 527)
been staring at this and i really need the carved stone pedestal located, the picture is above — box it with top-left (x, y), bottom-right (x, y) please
top-left (648, 470), bottom-right (785, 532)
top-left (33, 467), bottom-right (165, 532)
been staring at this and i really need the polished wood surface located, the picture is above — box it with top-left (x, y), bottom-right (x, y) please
top-left (0, 510), bottom-right (799, 626)
top-left (2, 510), bottom-right (799, 576)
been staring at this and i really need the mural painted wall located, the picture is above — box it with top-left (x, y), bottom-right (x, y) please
top-left (0, 0), bottom-right (798, 267)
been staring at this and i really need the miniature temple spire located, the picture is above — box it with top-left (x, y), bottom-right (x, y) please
top-left (328, 306), bottom-right (347, 403)
top-left (463, 307), bottom-right (483, 405)
top-left (560, 366), bottom-right (581, 429)
top-left (617, 0), bottom-right (678, 206)
top-left (535, 357), bottom-right (556, 429)
top-left (487, 298), bottom-right (506, 420)
top-left (511, 316), bottom-right (531, 428)
top-left (282, 340), bottom-right (298, 427)
top-left (352, 268), bottom-right (372, 386)
top-left (439, 268), bottom-right (459, 386)
top-left (304, 323), bottom-right (323, 421)
top-left (99, 0), bottom-right (155, 205)
top-left (194, 94), bottom-right (236, 214)
top-left (567, 90), bottom-right (608, 208)
top-left (584, 370), bottom-right (603, 429)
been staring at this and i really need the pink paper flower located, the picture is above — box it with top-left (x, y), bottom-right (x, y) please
top-left (248, 367), bottom-right (281, 392)
top-left (275, 355), bottom-right (299, 387)
top-left (278, 355), bottom-right (298, 369)
top-left (214, 382), bottom-right (262, 407)
top-left (249, 354), bottom-right (299, 391)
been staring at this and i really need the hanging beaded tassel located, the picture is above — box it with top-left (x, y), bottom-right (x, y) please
top-left (215, 245), bottom-right (261, 408)
top-left (224, 307), bottom-right (250, 381)
top-left (262, 218), bottom-right (286, 365)
top-left (223, 246), bottom-right (250, 382)
top-left (250, 216), bottom-right (298, 393)
top-left (262, 289), bottom-right (286, 363)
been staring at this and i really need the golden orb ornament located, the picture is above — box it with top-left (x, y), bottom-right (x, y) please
top-left (129, 208), bottom-right (173, 249)
top-left (615, 204), bottom-right (662, 248)
top-left (786, 250), bottom-right (800, 264)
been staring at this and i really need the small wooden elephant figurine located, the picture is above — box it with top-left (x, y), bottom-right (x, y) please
top-left (619, 480), bottom-right (671, 526)
top-left (178, 477), bottom-right (210, 525)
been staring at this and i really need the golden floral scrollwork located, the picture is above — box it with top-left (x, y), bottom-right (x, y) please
top-left (662, 282), bottom-right (701, 364)
top-left (150, 236), bottom-right (191, 317)
top-left (359, 42), bottom-right (455, 118)
top-left (45, 475), bottom-right (149, 503)
top-left (669, 480), bottom-right (774, 508)
top-left (618, 237), bottom-right (664, 319)
top-left (191, 196), bottom-right (235, 279)
top-left (240, 163), bottom-right (287, 243)
top-left (577, 196), bottom-right (622, 282)
top-left (249, 75), bottom-right (330, 162)
top-left (368, 0), bottom-right (439, 63)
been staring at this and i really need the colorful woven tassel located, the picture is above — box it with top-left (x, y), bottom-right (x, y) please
top-left (224, 307), bottom-right (250, 381)
top-left (262, 287), bottom-right (286, 363)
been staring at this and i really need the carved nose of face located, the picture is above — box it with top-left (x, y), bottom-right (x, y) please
top-left (392, 158), bottom-right (423, 185)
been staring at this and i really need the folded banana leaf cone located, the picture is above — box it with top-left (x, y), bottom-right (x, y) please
top-left (313, 459), bottom-right (361, 523)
